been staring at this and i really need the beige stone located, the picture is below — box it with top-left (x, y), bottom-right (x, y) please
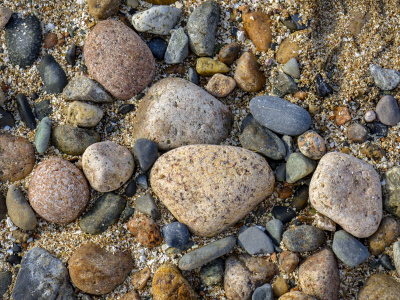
top-left (313, 213), bottom-right (336, 232)
top-left (278, 291), bottom-right (314, 300)
top-left (205, 74), bottom-right (236, 97)
top-left (120, 291), bottom-right (141, 300)
top-left (368, 217), bottom-right (400, 256)
top-left (132, 267), bottom-right (151, 290)
top-left (279, 251), bottom-right (299, 273)
top-left (299, 249), bottom-right (339, 300)
top-left (88, 0), bottom-right (121, 20)
top-left (82, 141), bottom-right (134, 192)
top-left (0, 6), bottom-right (12, 28)
top-left (309, 152), bottom-right (382, 238)
top-left (132, 78), bottom-right (232, 151)
top-left (67, 101), bottom-right (103, 127)
top-left (150, 145), bottom-right (275, 237)
top-left (358, 274), bottom-right (400, 300)
top-left (234, 52), bottom-right (265, 92)
top-left (273, 276), bottom-right (289, 298)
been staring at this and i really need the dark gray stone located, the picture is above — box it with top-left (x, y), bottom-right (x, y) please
top-left (186, 1), bottom-right (220, 57)
top-left (286, 153), bottom-right (317, 183)
top-left (315, 73), bottom-right (333, 97)
top-left (162, 222), bottom-right (190, 248)
top-left (6, 184), bottom-right (37, 231)
top-left (5, 14), bottom-right (42, 67)
top-left (282, 135), bottom-right (294, 161)
top-left (34, 100), bottom-right (53, 121)
top-left (379, 254), bottom-right (395, 270)
top-left (124, 180), bottom-right (137, 197)
top-left (370, 64), bottom-right (400, 90)
top-left (275, 164), bottom-right (286, 182)
top-left (252, 283), bottom-right (273, 300)
top-left (383, 166), bottom-right (400, 218)
top-left (249, 95), bottom-right (311, 136)
top-left (240, 113), bottom-right (257, 133)
top-left (118, 104), bottom-right (136, 115)
top-left (291, 13), bottom-right (310, 30)
top-left (63, 75), bottom-right (113, 103)
top-left (79, 193), bottom-right (126, 235)
top-left (239, 123), bottom-right (286, 160)
top-left (134, 192), bottom-right (160, 219)
top-left (35, 116), bottom-right (51, 155)
top-left (51, 125), bottom-right (101, 156)
top-left (347, 123), bottom-right (368, 143)
top-left (272, 206), bottom-right (296, 224)
top-left (178, 236), bottom-right (236, 270)
top-left (238, 226), bottom-right (274, 255)
top-left (376, 95), bottom-right (400, 126)
top-left (332, 230), bottom-right (369, 267)
top-left (282, 225), bottom-right (325, 252)
top-left (265, 219), bottom-right (284, 245)
top-left (0, 107), bottom-right (14, 128)
top-left (291, 185), bottom-right (309, 210)
top-left (272, 71), bottom-right (298, 97)
top-left (147, 37), bottom-right (168, 60)
top-left (136, 173), bottom-right (148, 189)
top-left (66, 43), bottom-right (76, 66)
top-left (133, 138), bottom-right (158, 172)
top-left (0, 192), bottom-right (6, 221)
top-left (199, 258), bottom-right (224, 286)
top-left (120, 206), bottom-right (135, 223)
top-left (12, 247), bottom-right (76, 300)
top-left (7, 254), bottom-right (21, 265)
top-left (16, 93), bottom-right (36, 130)
top-left (0, 271), bottom-right (12, 297)
top-left (165, 27), bottom-right (189, 64)
top-left (187, 67), bottom-right (199, 85)
top-left (39, 55), bottom-right (68, 94)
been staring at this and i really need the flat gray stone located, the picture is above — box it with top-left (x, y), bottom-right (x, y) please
top-left (35, 116), bottom-right (51, 155)
top-left (187, 1), bottom-right (220, 56)
top-left (238, 226), bottom-right (274, 255)
top-left (265, 219), bottom-right (284, 245)
top-left (252, 283), bottom-right (273, 300)
top-left (332, 230), bottom-right (369, 267)
top-left (282, 225), bottom-right (325, 252)
top-left (249, 95), bottom-right (311, 136)
top-left (178, 236), bottom-right (236, 270)
top-left (370, 64), bottom-right (400, 90)
top-left (6, 184), bottom-right (37, 231)
top-left (134, 192), bottom-right (161, 219)
top-left (272, 71), bottom-right (298, 97)
top-left (164, 27), bottom-right (189, 64)
top-left (376, 95), bottom-right (400, 126)
top-left (0, 271), bottom-right (12, 297)
top-left (62, 75), bottom-right (113, 103)
top-left (12, 247), bottom-right (75, 300)
top-left (286, 152), bottom-right (317, 183)
top-left (282, 58), bottom-right (300, 79)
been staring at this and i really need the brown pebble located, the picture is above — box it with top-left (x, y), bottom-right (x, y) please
top-left (276, 37), bottom-right (301, 64)
top-left (361, 142), bottom-right (385, 161)
top-left (88, 0), bottom-right (121, 20)
top-left (278, 186), bottom-right (293, 199)
top-left (273, 276), bottom-right (289, 298)
top-left (279, 291), bottom-right (314, 300)
top-left (132, 267), bottom-right (151, 290)
top-left (120, 291), bottom-right (141, 300)
top-left (127, 215), bottom-right (162, 249)
top-left (219, 43), bottom-right (240, 65)
top-left (334, 106), bottom-right (351, 125)
top-left (279, 251), bottom-right (299, 273)
top-left (43, 33), bottom-right (58, 49)
top-left (165, 65), bottom-right (186, 75)
top-left (297, 130), bottom-right (326, 160)
top-left (358, 274), bottom-right (400, 300)
top-left (293, 91), bottom-right (307, 100)
top-left (234, 52), bottom-right (266, 92)
top-left (242, 11), bottom-right (272, 52)
top-left (205, 74), bottom-right (236, 97)
top-left (368, 217), bottom-right (400, 256)
top-left (346, 123), bottom-right (368, 143)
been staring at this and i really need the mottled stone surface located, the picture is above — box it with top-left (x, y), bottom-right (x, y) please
top-left (376, 95), bottom-right (400, 126)
top-left (383, 166), bottom-right (400, 218)
top-left (370, 64), bottom-right (400, 90)
top-left (127, 215), bottom-right (162, 248)
top-left (84, 20), bottom-right (155, 100)
top-left (82, 141), bottom-right (135, 192)
top-left (224, 254), bottom-right (278, 300)
top-left (219, 43), bottom-right (240, 65)
top-left (346, 123), bottom-right (368, 143)
top-left (67, 101), bottom-right (103, 127)
top-left (205, 73), bottom-right (236, 97)
top-left (276, 37), bottom-right (301, 64)
top-left (132, 78), bottom-right (232, 151)
top-left (69, 243), bottom-right (133, 295)
top-left (88, 0), bottom-right (121, 19)
top-left (0, 133), bottom-right (35, 182)
top-left (150, 145), bottom-right (275, 237)
top-left (242, 11), bottom-right (272, 52)
top-left (279, 251), bottom-right (299, 273)
top-left (29, 157), bottom-right (90, 223)
top-left (309, 152), bottom-right (382, 238)
top-left (278, 291), bottom-right (314, 300)
top-left (298, 130), bottom-right (326, 160)
top-left (152, 264), bottom-right (199, 300)
top-left (282, 225), bottom-right (325, 252)
top-left (368, 217), bottom-right (400, 256)
top-left (358, 274), bottom-right (400, 300)
top-left (132, 267), bottom-right (151, 290)
top-left (234, 52), bottom-right (265, 92)
top-left (313, 213), bottom-right (336, 232)
top-left (299, 249), bottom-right (339, 300)
top-left (62, 75), bottom-right (113, 103)
top-left (6, 184), bottom-right (37, 231)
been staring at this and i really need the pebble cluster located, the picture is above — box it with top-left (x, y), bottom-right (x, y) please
top-left (2, 0), bottom-right (400, 300)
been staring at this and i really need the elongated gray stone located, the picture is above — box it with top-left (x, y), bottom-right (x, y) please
top-left (35, 117), bottom-right (51, 155)
top-left (134, 192), bottom-right (160, 219)
top-left (63, 75), bottom-right (113, 103)
top-left (384, 166), bottom-right (400, 218)
top-left (249, 95), bottom-right (311, 136)
top-left (178, 236), bottom-right (236, 270)
top-left (332, 230), bottom-right (369, 267)
top-left (393, 241), bottom-right (400, 275)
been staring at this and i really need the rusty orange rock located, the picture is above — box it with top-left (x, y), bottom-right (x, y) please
top-left (243, 11), bottom-right (272, 52)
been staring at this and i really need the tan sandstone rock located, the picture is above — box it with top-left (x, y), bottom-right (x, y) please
top-left (358, 274), bottom-right (400, 300)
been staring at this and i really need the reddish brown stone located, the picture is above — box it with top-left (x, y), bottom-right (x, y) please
top-left (334, 106), bottom-right (351, 125)
top-left (279, 251), bottom-right (299, 273)
top-left (84, 20), bottom-right (155, 100)
top-left (43, 33), bottom-right (58, 49)
top-left (368, 217), bottom-right (400, 256)
top-left (127, 215), bottom-right (162, 248)
top-left (243, 11), bottom-right (272, 52)
top-left (0, 133), bottom-right (35, 182)
top-left (120, 291), bottom-right (141, 300)
top-left (29, 157), bottom-right (90, 224)
top-left (298, 130), bottom-right (326, 160)
top-left (276, 37), bottom-right (301, 64)
top-left (132, 267), bottom-right (151, 290)
top-left (69, 243), bottom-right (134, 295)
top-left (234, 52), bottom-right (266, 92)
top-left (88, 0), bottom-right (121, 20)
top-left (219, 43), bottom-right (240, 65)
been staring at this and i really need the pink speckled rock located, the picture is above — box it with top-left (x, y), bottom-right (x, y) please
top-left (84, 20), bottom-right (155, 100)
top-left (299, 248), bottom-right (340, 300)
top-left (82, 141), bottom-right (135, 192)
top-left (150, 145), bottom-right (275, 237)
top-left (309, 152), bottom-right (382, 238)
top-left (28, 157), bottom-right (90, 224)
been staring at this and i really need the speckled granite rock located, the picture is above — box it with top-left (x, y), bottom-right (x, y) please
top-left (84, 20), bottom-right (155, 100)
top-left (224, 254), bottom-right (278, 300)
top-left (29, 157), bottom-right (90, 224)
top-left (358, 274), bottom-right (400, 300)
top-left (369, 64), bottom-right (400, 90)
top-left (368, 217), bottom-right (400, 256)
top-left (69, 243), bottom-right (133, 295)
top-left (298, 130), bottom-right (326, 160)
top-left (82, 141), bottom-right (135, 192)
top-left (62, 75), bottom-right (113, 103)
top-left (299, 248), bottom-right (339, 300)
top-left (0, 133), bottom-right (35, 182)
top-left (309, 152), bottom-right (382, 238)
top-left (150, 145), bottom-right (275, 237)
top-left (152, 264), bottom-right (199, 300)
top-left (67, 101), bottom-right (103, 127)
top-left (132, 78), bottom-right (232, 151)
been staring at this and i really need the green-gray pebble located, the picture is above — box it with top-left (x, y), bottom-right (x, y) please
top-left (51, 125), bottom-right (100, 155)
top-left (286, 153), bottom-right (317, 183)
top-left (35, 116), bottom-right (51, 155)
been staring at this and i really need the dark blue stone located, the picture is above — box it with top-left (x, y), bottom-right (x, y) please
top-left (162, 222), bottom-right (190, 248)
top-left (272, 205), bottom-right (296, 224)
top-left (118, 104), bottom-right (136, 115)
top-left (0, 108), bottom-right (15, 129)
top-left (147, 37), bottom-right (168, 60)
top-left (39, 55), bottom-right (68, 94)
top-left (332, 230), bottom-right (369, 267)
top-left (187, 67), bottom-right (199, 85)
top-left (16, 94), bottom-right (36, 129)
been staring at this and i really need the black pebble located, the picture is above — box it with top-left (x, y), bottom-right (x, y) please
top-left (369, 259), bottom-right (380, 269)
top-left (16, 93), bottom-right (36, 129)
top-left (39, 55), bottom-right (68, 94)
top-left (118, 104), bottom-right (136, 115)
top-left (147, 37), bottom-right (168, 60)
top-left (315, 74), bottom-right (333, 97)
top-left (272, 206), bottom-right (296, 224)
top-left (136, 93), bottom-right (145, 100)
top-left (187, 68), bottom-right (199, 85)
top-left (125, 180), bottom-right (137, 197)
top-left (231, 27), bottom-right (238, 37)
top-left (66, 43), bottom-right (76, 66)
top-left (366, 122), bottom-right (388, 137)
top-left (34, 100), bottom-right (53, 121)
top-left (291, 13), bottom-right (310, 30)
top-left (379, 254), bottom-right (395, 270)
top-left (30, 92), bottom-right (39, 100)
top-left (240, 113), bottom-right (256, 133)
top-left (0, 108), bottom-right (15, 129)
top-left (133, 138), bottom-right (159, 172)
top-left (7, 255), bottom-right (21, 265)
top-left (106, 125), bottom-right (116, 133)
top-left (270, 43), bottom-right (278, 50)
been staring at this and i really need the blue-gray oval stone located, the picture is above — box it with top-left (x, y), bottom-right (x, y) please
top-left (249, 96), bottom-right (311, 136)
top-left (332, 230), bottom-right (369, 267)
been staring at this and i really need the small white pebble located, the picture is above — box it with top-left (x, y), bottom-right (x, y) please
top-left (237, 31), bottom-right (245, 42)
top-left (365, 110), bottom-right (376, 122)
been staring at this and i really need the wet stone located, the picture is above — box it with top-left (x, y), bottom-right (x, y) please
top-left (39, 55), bottom-right (68, 94)
top-left (118, 104), bottom-right (136, 115)
top-left (147, 37), bottom-right (168, 60)
top-left (272, 206), bottom-right (296, 224)
top-left (124, 180), bottom-right (137, 197)
top-left (0, 107), bottom-right (15, 128)
top-left (366, 121), bottom-right (388, 137)
top-left (127, 215), bottom-right (162, 249)
top-left (265, 219), bottom-right (284, 245)
top-left (134, 192), bottom-right (161, 219)
top-left (200, 258), bottom-right (224, 286)
top-left (133, 138), bottom-right (158, 172)
top-left (291, 185), bottom-right (309, 210)
top-left (34, 100), bottom-right (53, 121)
top-left (282, 225), bottom-right (325, 252)
top-left (16, 93), bottom-right (36, 130)
top-left (66, 43), bottom-right (76, 66)
top-left (219, 42), bottom-right (240, 65)
top-left (315, 74), bottom-right (333, 97)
